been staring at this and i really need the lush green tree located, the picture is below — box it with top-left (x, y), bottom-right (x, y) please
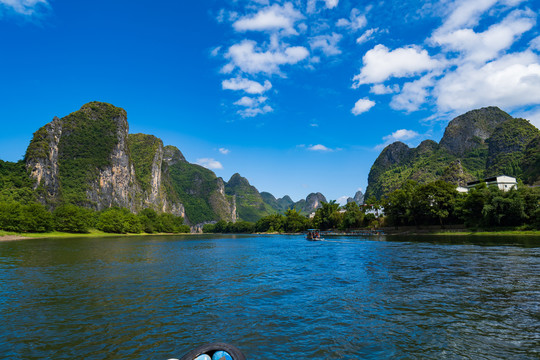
top-left (53, 204), bottom-right (93, 233)
top-left (283, 208), bottom-right (309, 233)
top-left (213, 220), bottom-right (228, 233)
top-left (138, 208), bottom-right (158, 233)
top-left (341, 202), bottom-right (364, 230)
top-left (0, 201), bottom-right (53, 233)
top-left (417, 180), bottom-right (459, 227)
top-left (20, 203), bottom-right (53, 232)
top-left (255, 213), bottom-right (285, 233)
top-left (202, 223), bottom-right (216, 233)
top-left (459, 182), bottom-right (490, 227)
top-left (313, 201), bottom-right (340, 230)
top-left (0, 201), bottom-right (23, 232)
top-left (97, 208), bottom-right (143, 234)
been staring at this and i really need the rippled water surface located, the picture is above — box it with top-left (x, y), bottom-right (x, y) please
top-left (1, 235), bottom-right (539, 359)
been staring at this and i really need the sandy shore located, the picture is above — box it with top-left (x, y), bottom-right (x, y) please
top-left (0, 235), bottom-right (29, 241)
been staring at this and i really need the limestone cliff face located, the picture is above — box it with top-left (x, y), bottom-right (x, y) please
top-left (439, 107), bottom-right (512, 156)
top-left (85, 111), bottom-right (139, 211)
top-left (210, 178), bottom-right (237, 222)
top-left (25, 116), bottom-right (63, 203)
top-left (305, 192), bottom-right (326, 212)
top-left (25, 102), bottom-right (186, 215)
top-left (128, 134), bottom-right (185, 217)
top-left (225, 173), bottom-right (270, 222)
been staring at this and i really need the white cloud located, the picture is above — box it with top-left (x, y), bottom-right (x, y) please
top-left (324, 0), bottom-right (339, 9)
top-left (0, 0), bottom-right (48, 15)
top-left (383, 129), bottom-right (420, 142)
top-left (234, 96), bottom-right (274, 117)
top-left (391, 74), bottom-right (436, 112)
top-left (370, 84), bottom-right (399, 95)
top-left (336, 8), bottom-right (367, 31)
top-left (222, 77), bottom-right (272, 94)
top-left (307, 0), bottom-right (339, 13)
top-left (435, 0), bottom-right (498, 35)
top-left (232, 3), bottom-right (304, 34)
top-left (337, 196), bottom-right (349, 206)
top-left (196, 158), bottom-right (223, 170)
top-left (352, 44), bottom-right (440, 87)
top-left (309, 33), bottom-right (342, 56)
top-left (431, 9), bottom-right (536, 64)
top-left (435, 51), bottom-right (540, 113)
top-left (352, 98), bottom-right (376, 115)
top-left (531, 36), bottom-right (540, 51)
top-left (515, 107), bottom-right (540, 129)
top-left (219, 148), bottom-right (230, 155)
top-left (308, 144), bottom-right (333, 151)
top-left (234, 95), bottom-right (267, 107)
top-left (224, 39), bottom-right (309, 75)
top-left (356, 28), bottom-right (378, 44)
top-left (210, 46), bottom-right (222, 57)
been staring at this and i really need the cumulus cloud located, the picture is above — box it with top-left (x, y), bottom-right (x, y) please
top-left (391, 74), bottom-right (437, 112)
top-left (233, 3), bottom-right (304, 34)
top-left (307, 0), bottom-right (339, 13)
top-left (222, 77), bottom-right (272, 94)
top-left (352, 98), bottom-right (376, 115)
top-left (356, 28), bottom-right (378, 44)
top-left (308, 144), bottom-right (333, 151)
top-left (196, 158), bottom-right (223, 170)
top-left (383, 129), bottom-right (420, 142)
top-left (219, 148), bottom-right (230, 155)
top-left (531, 36), bottom-right (540, 51)
top-left (431, 9), bottom-right (536, 64)
top-left (224, 39), bottom-right (309, 75)
top-left (336, 8), bottom-right (367, 31)
top-left (309, 33), bottom-right (342, 56)
top-left (435, 0), bottom-right (498, 35)
top-left (435, 51), bottom-right (540, 113)
top-left (352, 45), bottom-right (440, 87)
top-left (0, 0), bottom-right (48, 15)
top-left (234, 96), bottom-right (274, 117)
top-left (515, 107), bottom-right (540, 129)
top-left (370, 84), bottom-right (399, 95)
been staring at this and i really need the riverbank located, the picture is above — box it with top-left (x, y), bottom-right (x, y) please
top-left (0, 230), bottom-right (195, 241)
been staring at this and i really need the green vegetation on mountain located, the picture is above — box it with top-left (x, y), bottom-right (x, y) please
top-left (0, 160), bottom-right (36, 204)
top-left (25, 102), bottom-right (128, 206)
top-left (166, 161), bottom-right (221, 224)
top-left (521, 136), bottom-right (540, 185)
top-left (366, 107), bottom-right (540, 200)
top-left (128, 133), bottom-right (162, 192)
top-left (486, 118), bottom-right (539, 178)
top-left (225, 173), bottom-right (274, 222)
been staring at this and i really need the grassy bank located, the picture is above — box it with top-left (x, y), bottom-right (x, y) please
top-left (429, 230), bottom-right (540, 236)
top-left (0, 229), bottom-right (195, 240)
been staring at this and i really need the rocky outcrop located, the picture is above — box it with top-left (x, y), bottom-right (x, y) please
top-left (365, 106), bottom-right (540, 199)
top-left (439, 107), bottom-right (512, 156)
top-left (225, 173), bottom-right (271, 222)
top-left (25, 116), bottom-right (63, 203)
top-left (440, 160), bottom-right (475, 187)
top-left (261, 192), bottom-right (295, 213)
top-left (485, 118), bottom-right (539, 177)
top-left (86, 109), bottom-right (139, 211)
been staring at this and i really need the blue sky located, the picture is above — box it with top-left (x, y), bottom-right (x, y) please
top-left (1, 0), bottom-right (539, 203)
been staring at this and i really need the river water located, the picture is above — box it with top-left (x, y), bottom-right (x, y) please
top-left (0, 235), bottom-right (539, 359)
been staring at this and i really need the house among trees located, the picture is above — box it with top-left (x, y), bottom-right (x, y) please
top-left (466, 175), bottom-right (518, 192)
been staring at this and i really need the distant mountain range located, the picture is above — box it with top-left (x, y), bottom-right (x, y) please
top-left (1, 102), bottom-right (364, 225)
top-left (365, 107), bottom-right (540, 199)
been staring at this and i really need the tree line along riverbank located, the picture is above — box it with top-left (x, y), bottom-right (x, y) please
top-left (1, 179), bottom-right (539, 239)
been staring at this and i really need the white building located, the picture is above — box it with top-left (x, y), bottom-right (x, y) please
top-left (466, 175), bottom-right (517, 192)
